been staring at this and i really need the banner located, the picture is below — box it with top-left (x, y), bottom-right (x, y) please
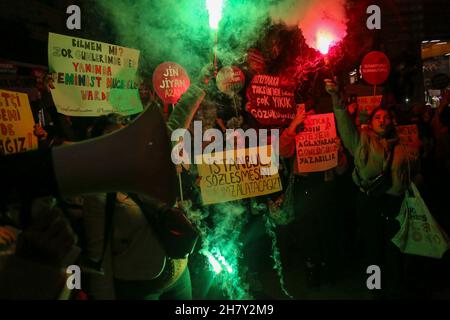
top-left (397, 124), bottom-right (420, 158)
top-left (295, 113), bottom-right (338, 173)
top-left (0, 89), bottom-right (38, 155)
top-left (357, 95), bottom-right (382, 124)
top-left (195, 147), bottom-right (282, 205)
top-left (246, 75), bottom-right (296, 126)
top-left (48, 33), bottom-right (143, 116)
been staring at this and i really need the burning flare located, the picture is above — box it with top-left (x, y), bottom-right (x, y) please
top-left (296, 0), bottom-right (347, 55)
top-left (316, 29), bottom-right (336, 55)
top-left (206, 0), bottom-right (224, 30)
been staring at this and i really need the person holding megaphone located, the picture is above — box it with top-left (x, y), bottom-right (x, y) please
top-left (81, 113), bottom-right (193, 300)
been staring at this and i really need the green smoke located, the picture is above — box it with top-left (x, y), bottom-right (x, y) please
top-left (92, 0), bottom-right (348, 80)
top-left (92, 0), bottom-right (305, 78)
top-left (95, 0), bottom-right (207, 77)
top-left (186, 200), bottom-right (253, 299)
top-left (202, 201), bottom-right (253, 299)
top-left (263, 214), bottom-right (293, 298)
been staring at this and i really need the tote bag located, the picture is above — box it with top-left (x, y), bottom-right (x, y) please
top-left (392, 183), bottom-right (450, 259)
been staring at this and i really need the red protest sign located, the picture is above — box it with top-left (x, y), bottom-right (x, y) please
top-left (216, 66), bottom-right (245, 96)
top-left (397, 124), bottom-right (420, 158)
top-left (152, 62), bottom-right (190, 104)
top-left (357, 95), bottom-right (383, 124)
top-left (246, 74), bottom-right (296, 126)
top-left (360, 51), bottom-right (390, 85)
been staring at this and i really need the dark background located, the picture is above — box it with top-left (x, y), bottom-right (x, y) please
top-left (1, 0), bottom-right (449, 104)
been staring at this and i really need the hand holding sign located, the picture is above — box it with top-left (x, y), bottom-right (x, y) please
top-left (292, 104), bottom-right (306, 126)
top-left (33, 124), bottom-right (48, 141)
top-left (286, 104), bottom-right (306, 135)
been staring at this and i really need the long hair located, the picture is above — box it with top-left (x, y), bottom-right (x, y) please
top-left (368, 106), bottom-right (397, 138)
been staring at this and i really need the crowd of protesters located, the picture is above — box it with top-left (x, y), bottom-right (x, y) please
top-left (1, 21), bottom-right (450, 300)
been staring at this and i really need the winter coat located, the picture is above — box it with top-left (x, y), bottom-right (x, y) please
top-left (333, 107), bottom-right (417, 196)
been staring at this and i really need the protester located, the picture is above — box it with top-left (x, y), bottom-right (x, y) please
top-left (0, 197), bottom-right (76, 299)
top-left (82, 113), bottom-right (192, 300)
top-left (279, 103), bottom-right (348, 288)
top-left (325, 77), bottom-right (421, 298)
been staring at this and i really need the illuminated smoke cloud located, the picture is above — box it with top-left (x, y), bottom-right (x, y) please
top-left (93, 0), bottom-right (348, 299)
top-left (270, 0), bottom-right (348, 54)
top-left (96, 0), bottom-right (269, 76)
top-left (263, 215), bottom-right (293, 298)
top-left (96, 0), bottom-right (211, 76)
top-left (184, 199), bottom-right (253, 299)
top-left (95, 0), bottom-right (347, 78)
top-left (202, 201), bottom-right (253, 299)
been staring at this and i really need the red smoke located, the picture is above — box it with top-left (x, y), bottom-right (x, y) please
top-left (298, 0), bottom-right (347, 54)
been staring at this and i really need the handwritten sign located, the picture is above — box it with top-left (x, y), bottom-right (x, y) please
top-left (0, 89), bottom-right (38, 155)
top-left (246, 75), bottom-right (296, 126)
top-left (152, 62), bottom-right (190, 105)
top-left (195, 147), bottom-right (282, 205)
top-left (48, 33), bottom-right (143, 116)
top-left (216, 66), bottom-right (245, 96)
top-left (295, 113), bottom-right (337, 173)
top-left (357, 95), bottom-right (383, 124)
top-left (397, 124), bottom-right (420, 158)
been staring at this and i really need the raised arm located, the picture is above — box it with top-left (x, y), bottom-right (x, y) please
top-left (279, 105), bottom-right (307, 158)
top-left (325, 79), bottom-right (360, 156)
top-left (431, 90), bottom-right (450, 139)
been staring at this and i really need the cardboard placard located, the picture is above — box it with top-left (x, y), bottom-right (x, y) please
top-left (48, 33), bottom-right (143, 116)
top-left (195, 147), bottom-right (282, 205)
top-left (357, 95), bottom-right (383, 124)
top-left (246, 75), bottom-right (296, 126)
top-left (295, 113), bottom-right (338, 173)
top-left (397, 124), bottom-right (420, 158)
top-left (0, 89), bottom-right (38, 155)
